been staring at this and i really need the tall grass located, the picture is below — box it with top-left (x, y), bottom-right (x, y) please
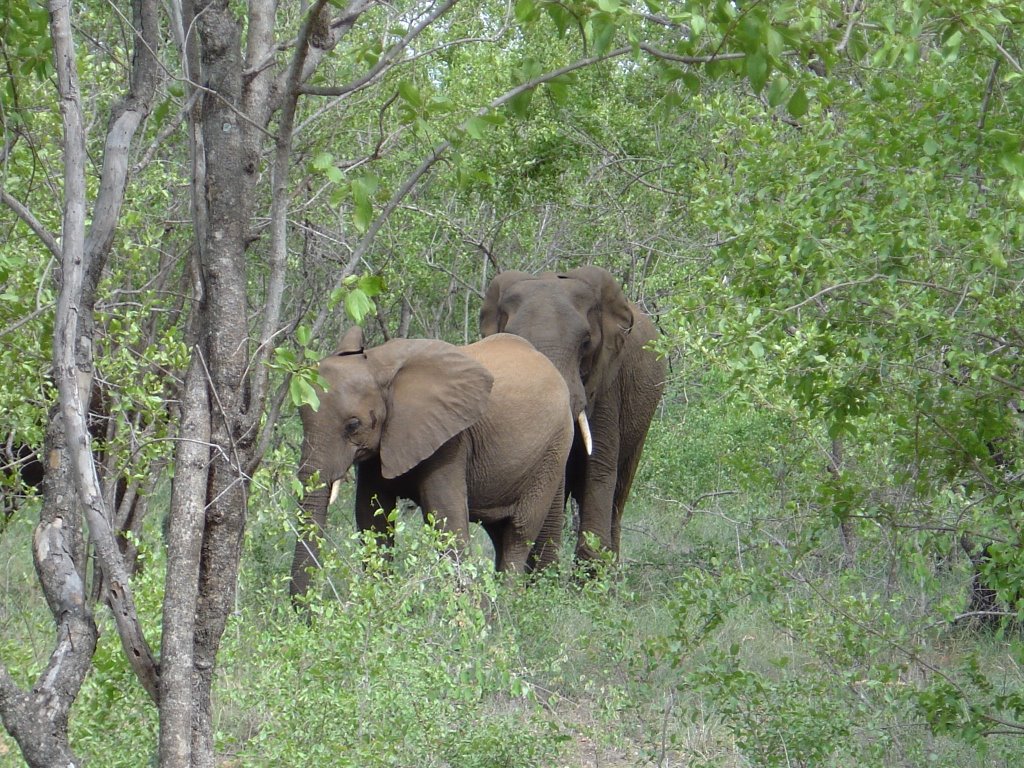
top-left (1, 377), bottom-right (1021, 766)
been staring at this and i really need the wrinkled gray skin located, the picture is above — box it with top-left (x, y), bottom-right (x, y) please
top-left (480, 266), bottom-right (665, 565)
top-left (289, 327), bottom-right (573, 600)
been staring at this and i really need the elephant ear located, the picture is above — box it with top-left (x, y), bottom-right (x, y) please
top-left (334, 325), bottom-right (365, 355)
top-left (566, 266), bottom-right (636, 396)
top-left (378, 341), bottom-right (494, 479)
top-left (479, 270), bottom-right (532, 337)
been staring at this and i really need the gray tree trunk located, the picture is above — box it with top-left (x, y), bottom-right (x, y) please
top-left (0, 0), bottom-right (160, 764)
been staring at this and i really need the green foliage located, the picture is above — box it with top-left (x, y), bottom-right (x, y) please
top-left (215, 524), bottom-right (568, 768)
top-left (8, 376), bottom-right (1019, 766)
top-left (331, 273), bottom-right (386, 326)
top-left (272, 325), bottom-right (329, 410)
top-left (6, 0), bottom-right (1024, 765)
top-left (0, 0), bottom-right (52, 105)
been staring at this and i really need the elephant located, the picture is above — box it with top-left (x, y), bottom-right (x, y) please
top-left (289, 326), bottom-right (574, 600)
top-left (479, 266), bottom-right (665, 566)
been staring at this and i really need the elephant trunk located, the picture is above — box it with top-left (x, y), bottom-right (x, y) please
top-left (289, 469), bottom-right (331, 602)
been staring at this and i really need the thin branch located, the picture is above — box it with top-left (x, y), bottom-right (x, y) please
top-left (782, 274), bottom-right (886, 313)
top-left (132, 89), bottom-right (200, 175)
top-left (0, 188), bottom-right (61, 259)
top-left (296, 0), bottom-right (459, 98)
top-left (977, 58), bottom-right (1000, 131)
top-left (637, 44), bottom-right (749, 64)
top-left (249, 0), bottom-right (331, 421)
top-left (836, 0), bottom-right (864, 54)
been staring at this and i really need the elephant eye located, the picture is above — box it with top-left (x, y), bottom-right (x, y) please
top-left (343, 417), bottom-right (361, 437)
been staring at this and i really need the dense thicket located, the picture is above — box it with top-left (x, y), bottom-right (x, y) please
top-left (1, 1), bottom-right (1022, 765)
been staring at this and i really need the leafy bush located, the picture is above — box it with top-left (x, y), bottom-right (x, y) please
top-left (213, 524), bottom-right (569, 767)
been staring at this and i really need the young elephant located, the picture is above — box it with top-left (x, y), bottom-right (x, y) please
top-left (289, 326), bottom-right (573, 599)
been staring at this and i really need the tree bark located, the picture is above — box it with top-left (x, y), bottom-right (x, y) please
top-left (159, 355), bottom-right (212, 765)
top-left (0, 1), bottom-right (104, 764)
top-left (183, 2), bottom-right (256, 763)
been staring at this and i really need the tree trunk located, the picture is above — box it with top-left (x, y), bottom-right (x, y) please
top-left (180, 2), bottom-right (255, 764)
top-left (159, 355), bottom-right (211, 765)
top-left (0, 414), bottom-right (98, 768)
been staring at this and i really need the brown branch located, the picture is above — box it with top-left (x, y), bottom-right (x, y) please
top-left (54, 0), bottom-right (162, 703)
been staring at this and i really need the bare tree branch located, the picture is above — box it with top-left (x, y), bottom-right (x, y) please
top-left (0, 188), bottom-right (61, 259)
top-left (249, 0), bottom-right (333, 424)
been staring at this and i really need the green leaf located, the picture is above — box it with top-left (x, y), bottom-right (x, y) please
top-left (290, 376), bottom-right (320, 410)
top-left (505, 88), bottom-right (535, 119)
top-left (465, 116), bottom-right (489, 140)
top-left (514, 0), bottom-right (536, 23)
top-left (546, 74), bottom-right (577, 104)
top-left (767, 75), bottom-right (789, 107)
top-left (681, 72), bottom-right (701, 95)
top-left (590, 14), bottom-right (616, 56)
top-left (654, 90), bottom-right (684, 124)
top-left (356, 274), bottom-right (385, 297)
top-left (345, 289), bottom-right (374, 324)
top-left (397, 80), bottom-right (422, 108)
top-left (351, 175), bottom-right (379, 233)
top-left (746, 48), bottom-right (769, 94)
top-left (787, 86), bottom-right (809, 118)
top-left (311, 152), bottom-right (334, 171)
top-left (998, 150), bottom-right (1024, 178)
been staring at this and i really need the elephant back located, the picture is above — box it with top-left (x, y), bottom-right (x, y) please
top-left (461, 334), bottom-right (573, 471)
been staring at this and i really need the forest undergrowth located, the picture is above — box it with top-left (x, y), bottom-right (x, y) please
top-left (1, 376), bottom-right (1021, 767)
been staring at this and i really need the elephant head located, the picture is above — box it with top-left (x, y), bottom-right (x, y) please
top-left (290, 326), bottom-right (494, 598)
top-left (479, 266), bottom-right (636, 450)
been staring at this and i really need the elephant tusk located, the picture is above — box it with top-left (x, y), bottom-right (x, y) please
top-left (577, 411), bottom-right (593, 456)
top-left (329, 479), bottom-right (342, 505)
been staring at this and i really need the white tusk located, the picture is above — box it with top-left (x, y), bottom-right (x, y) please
top-left (329, 479), bottom-right (342, 505)
top-left (577, 411), bottom-right (593, 456)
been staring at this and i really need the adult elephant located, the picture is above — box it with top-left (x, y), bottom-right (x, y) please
top-left (480, 266), bottom-right (665, 566)
top-left (289, 326), bottom-right (573, 600)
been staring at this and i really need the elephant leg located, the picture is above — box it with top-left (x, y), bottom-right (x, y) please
top-left (416, 440), bottom-right (472, 550)
top-left (610, 391), bottom-right (660, 556)
top-left (575, 421), bottom-right (621, 563)
top-left (610, 458), bottom-right (639, 556)
top-left (497, 525), bottom-right (531, 574)
top-left (355, 459), bottom-right (397, 551)
top-left (527, 481), bottom-right (566, 573)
